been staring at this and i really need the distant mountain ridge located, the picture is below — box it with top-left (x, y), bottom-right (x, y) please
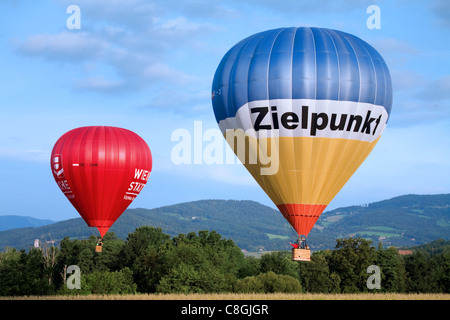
top-left (0, 215), bottom-right (54, 231)
top-left (0, 193), bottom-right (449, 252)
top-left (310, 193), bottom-right (450, 249)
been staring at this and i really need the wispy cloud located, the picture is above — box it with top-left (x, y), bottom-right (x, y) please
top-left (74, 75), bottom-right (124, 92)
top-left (369, 38), bottom-right (420, 60)
top-left (15, 31), bottom-right (110, 62)
top-left (0, 147), bottom-right (49, 163)
top-left (162, 162), bottom-right (257, 187)
top-left (11, 2), bottom-right (215, 103)
top-left (228, 0), bottom-right (368, 14)
top-left (416, 75), bottom-right (450, 101)
top-left (431, 0), bottom-right (450, 28)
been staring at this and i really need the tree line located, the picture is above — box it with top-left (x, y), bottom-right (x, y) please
top-left (0, 227), bottom-right (448, 296)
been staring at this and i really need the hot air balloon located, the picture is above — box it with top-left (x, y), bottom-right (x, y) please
top-left (211, 27), bottom-right (392, 261)
top-left (51, 126), bottom-right (152, 252)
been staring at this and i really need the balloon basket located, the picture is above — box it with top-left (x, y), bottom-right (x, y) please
top-left (291, 248), bottom-right (310, 261)
top-left (95, 245), bottom-right (102, 253)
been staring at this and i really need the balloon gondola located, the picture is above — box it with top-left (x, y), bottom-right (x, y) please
top-left (211, 27), bottom-right (392, 261)
top-left (51, 126), bottom-right (152, 252)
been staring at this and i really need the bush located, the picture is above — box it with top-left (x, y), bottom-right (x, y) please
top-left (260, 252), bottom-right (299, 280)
top-left (234, 275), bottom-right (265, 293)
top-left (156, 262), bottom-right (232, 294)
top-left (234, 271), bottom-right (302, 293)
top-left (79, 267), bottom-right (137, 294)
top-left (0, 248), bottom-right (54, 296)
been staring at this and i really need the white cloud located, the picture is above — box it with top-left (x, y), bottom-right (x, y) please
top-left (55, 0), bottom-right (160, 29)
top-left (147, 86), bottom-right (210, 112)
top-left (15, 31), bottom-right (109, 62)
top-left (162, 162), bottom-right (257, 187)
top-left (388, 75), bottom-right (450, 127)
top-left (431, 0), bottom-right (450, 28)
top-left (12, 2), bottom-right (215, 99)
top-left (75, 75), bottom-right (125, 92)
top-left (389, 98), bottom-right (450, 128)
top-left (390, 69), bottom-right (426, 92)
top-left (159, 16), bottom-right (210, 36)
top-left (228, 0), bottom-right (367, 14)
top-left (0, 147), bottom-right (49, 163)
top-left (369, 38), bottom-right (419, 58)
top-left (416, 75), bottom-right (450, 101)
top-left (142, 62), bottom-right (199, 86)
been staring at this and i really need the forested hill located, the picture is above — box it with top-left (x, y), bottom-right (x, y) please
top-left (0, 215), bottom-right (54, 231)
top-left (0, 200), bottom-right (295, 252)
top-left (0, 193), bottom-right (449, 251)
top-left (310, 193), bottom-right (450, 249)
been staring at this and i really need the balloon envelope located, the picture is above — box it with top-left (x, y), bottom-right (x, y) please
top-left (51, 126), bottom-right (152, 237)
top-left (211, 27), bottom-right (392, 237)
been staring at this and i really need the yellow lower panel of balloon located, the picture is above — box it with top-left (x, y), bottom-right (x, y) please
top-left (228, 133), bottom-right (380, 207)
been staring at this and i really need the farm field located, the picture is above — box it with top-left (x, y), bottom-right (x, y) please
top-left (2, 293), bottom-right (449, 300)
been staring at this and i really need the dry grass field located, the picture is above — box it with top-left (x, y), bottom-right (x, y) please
top-left (2, 293), bottom-right (449, 300)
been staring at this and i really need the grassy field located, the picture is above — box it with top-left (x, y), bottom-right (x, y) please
top-left (2, 293), bottom-right (449, 300)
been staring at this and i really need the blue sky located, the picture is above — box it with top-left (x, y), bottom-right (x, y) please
top-left (0, 0), bottom-right (449, 222)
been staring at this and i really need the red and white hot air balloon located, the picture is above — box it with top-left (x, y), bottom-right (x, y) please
top-left (51, 126), bottom-right (152, 240)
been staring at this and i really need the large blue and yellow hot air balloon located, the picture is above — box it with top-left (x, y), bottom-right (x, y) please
top-left (211, 27), bottom-right (392, 252)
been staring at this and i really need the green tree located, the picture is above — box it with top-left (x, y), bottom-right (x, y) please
top-left (300, 250), bottom-right (336, 293)
top-left (151, 230), bottom-right (245, 294)
top-left (238, 256), bottom-right (261, 278)
top-left (156, 262), bottom-right (231, 294)
top-left (128, 229), bottom-right (244, 293)
top-left (156, 263), bottom-right (202, 294)
top-left (54, 233), bottom-right (125, 292)
top-left (235, 271), bottom-right (301, 293)
top-left (119, 226), bottom-right (170, 293)
top-left (0, 248), bottom-right (53, 296)
top-left (120, 226), bottom-right (170, 268)
top-left (233, 275), bottom-right (265, 293)
top-left (80, 267), bottom-right (137, 294)
top-left (404, 251), bottom-right (437, 292)
top-left (93, 233), bottom-right (125, 271)
top-left (259, 271), bottom-right (302, 293)
top-left (328, 237), bottom-right (377, 293)
top-left (259, 251), bottom-right (299, 279)
top-left (0, 248), bottom-right (21, 296)
top-left (430, 252), bottom-right (450, 293)
top-left (132, 245), bottom-right (163, 293)
top-left (56, 233), bottom-right (124, 273)
top-left (172, 230), bottom-right (246, 277)
top-left (375, 245), bottom-right (407, 292)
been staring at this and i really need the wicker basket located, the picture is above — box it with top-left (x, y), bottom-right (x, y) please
top-left (95, 245), bottom-right (102, 253)
top-left (291, 248), bottom-right (310, 261)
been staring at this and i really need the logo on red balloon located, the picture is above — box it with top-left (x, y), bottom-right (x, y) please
top-left (52, 154), bottom-right (64, 178)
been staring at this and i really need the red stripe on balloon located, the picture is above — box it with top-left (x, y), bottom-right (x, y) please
top-left (277, 203), bottom-right (327, 237)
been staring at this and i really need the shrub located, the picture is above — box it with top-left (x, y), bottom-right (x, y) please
top-left (79, 267), bottom-right (137, 294)
top-left (234, 271), bottom-right (302, 293)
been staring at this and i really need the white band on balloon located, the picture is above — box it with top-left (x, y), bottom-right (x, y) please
top-left (218, 99), bottom-right (388, 143)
